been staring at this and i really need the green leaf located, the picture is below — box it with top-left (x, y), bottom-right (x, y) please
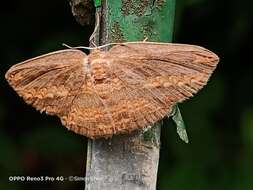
top-left (93, 0), bottom-right (102, 7)
top-left (169, 105), bottom-right (189, 143)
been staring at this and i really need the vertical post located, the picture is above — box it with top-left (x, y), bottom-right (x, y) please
top-left (85, 0), bottom-right (175, 189)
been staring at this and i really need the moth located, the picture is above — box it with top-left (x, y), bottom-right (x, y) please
top-left (5, 42), bottom-right (219, 139)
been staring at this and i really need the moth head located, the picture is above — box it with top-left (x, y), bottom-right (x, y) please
top-left (88, 49), bottom-right (108, 64)
top-left (89, 48), bottom-right (103, 57)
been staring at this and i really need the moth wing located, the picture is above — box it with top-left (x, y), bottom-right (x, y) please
top-left (5, 49), bottom-right (126, 139)
top-left (62, 90), bottom-right (118, 139)
top-left (107, 42), bottom-right (219, 103)
top-left (5, 49), bottom-right (87, 117)
top-left (100, 42), bottom-right (219, 131)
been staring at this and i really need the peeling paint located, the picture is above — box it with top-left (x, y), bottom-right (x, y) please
top-left (134, 0), bottom-right (149, 16)
top-left (141, 20), bottom-right (155, 40)
top-left (121, 0), bottom-right (134, 15)
top-left (155, 0), bottom-right (166, 9)
top-left (156, 0), bottom-right (166, 7)
top-left (111, 22), bottom-right (125, 42)
top-left (121, 0), bottom-right (150, 16)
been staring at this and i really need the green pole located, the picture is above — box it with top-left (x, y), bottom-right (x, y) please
top-left (105, 0), bottom-right (174, 42)
top-left (86, 0), bottom-right (175, 189)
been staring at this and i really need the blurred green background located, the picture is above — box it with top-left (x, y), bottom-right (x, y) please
top-left (0, 0), bottom-right (252, 189)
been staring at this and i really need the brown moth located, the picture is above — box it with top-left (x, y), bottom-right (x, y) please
top-left (5, 42), bottom-right (219, 139)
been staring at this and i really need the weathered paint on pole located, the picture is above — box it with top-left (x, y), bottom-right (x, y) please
top-left (104, 0), bottom-right (175, 43)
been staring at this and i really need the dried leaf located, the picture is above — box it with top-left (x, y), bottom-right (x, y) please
top-left (169, 105), bottom-right (189, 143)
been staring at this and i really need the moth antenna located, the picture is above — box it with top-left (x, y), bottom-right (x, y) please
top-left (62, 43), bottom-right (95, 50)
top-left (62, 43), bottom-right (74, 49)
top-left (61, 43), bottom-right (125, 50)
